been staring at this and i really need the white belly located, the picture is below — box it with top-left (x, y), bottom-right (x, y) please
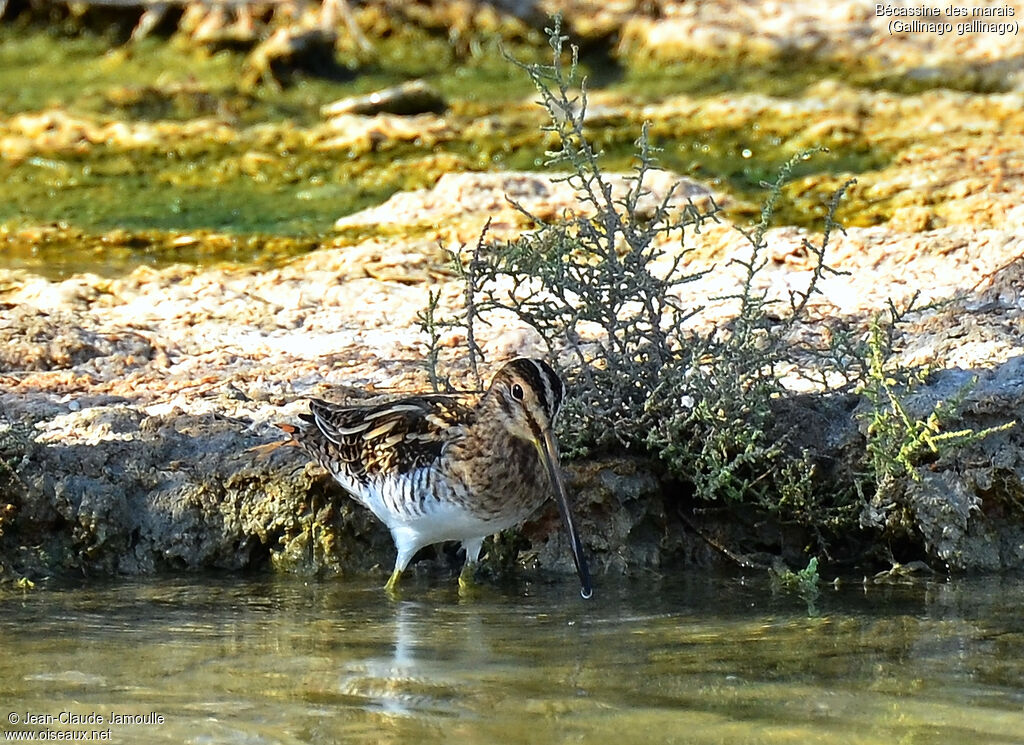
top-left (333, 467), bottom-right (537, 562)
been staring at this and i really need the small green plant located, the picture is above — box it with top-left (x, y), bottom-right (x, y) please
top-left (416, 17), bottom-right (849, 534)
top-left (415, 287), bottom-right (447, 394)
top-left (771, 556), bottom-right (821, 615)
top-left (416, 222), bottom-right (489, 393)
top-left (772, 555), bottom-right (820, 592)
top-left (856, 306), bottom-right (1016, 540)
top-left (860, 317), bottom-right (1012, 485)
top-left (462, 17), bottom-right (843, 518)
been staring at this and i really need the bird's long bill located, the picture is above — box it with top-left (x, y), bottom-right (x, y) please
top-left (538, 428), bottom-right (593, 599)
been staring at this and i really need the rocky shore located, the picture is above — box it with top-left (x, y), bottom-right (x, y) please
top-left (1, 1), bottom-right (1022, 583)
top-left (2, 164), bottom-right (1021, 581)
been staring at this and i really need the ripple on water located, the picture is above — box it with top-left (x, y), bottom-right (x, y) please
top-left (2, 575), bottom-right (1024, 745)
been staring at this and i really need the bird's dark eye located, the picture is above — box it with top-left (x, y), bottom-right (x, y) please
top-left (511, 383), bottom-right (525, 401)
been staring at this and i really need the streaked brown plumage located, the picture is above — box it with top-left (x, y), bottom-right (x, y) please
top-left (290, 358), bottom-right (592, 597)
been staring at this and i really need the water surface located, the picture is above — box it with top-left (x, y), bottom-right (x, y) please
top-left (2, 574), bottom-right (1023, 744)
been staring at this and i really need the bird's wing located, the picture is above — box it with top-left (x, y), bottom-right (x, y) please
top-left (299, 394), bottom-right (474, 479)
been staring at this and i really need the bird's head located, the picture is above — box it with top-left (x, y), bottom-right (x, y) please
top-left (486, 358), bottom-right (592, 599)
top-left (487, 357), bottom-right (565, 446)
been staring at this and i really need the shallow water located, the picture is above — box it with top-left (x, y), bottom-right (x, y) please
top-left (2, 574), bottom-right (1023, 745)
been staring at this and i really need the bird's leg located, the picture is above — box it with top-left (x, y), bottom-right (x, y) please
top-left (385, 530), bottom-right (418, 596)
top-left (457, 562), bottom-right (476, 591)
top-left (384, 567), bottom-right (403, 595)
top-left (458, 537), bottom-right (484, 592)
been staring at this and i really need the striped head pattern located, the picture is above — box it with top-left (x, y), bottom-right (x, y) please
top-left (486, 358), bottom-right (566, 445)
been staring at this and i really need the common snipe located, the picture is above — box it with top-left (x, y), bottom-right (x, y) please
top-left (289, 358), bottom-right (592, 597)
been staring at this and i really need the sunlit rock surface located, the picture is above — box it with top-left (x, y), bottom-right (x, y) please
top-left (1, 1), bottom-right (1023, 580)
